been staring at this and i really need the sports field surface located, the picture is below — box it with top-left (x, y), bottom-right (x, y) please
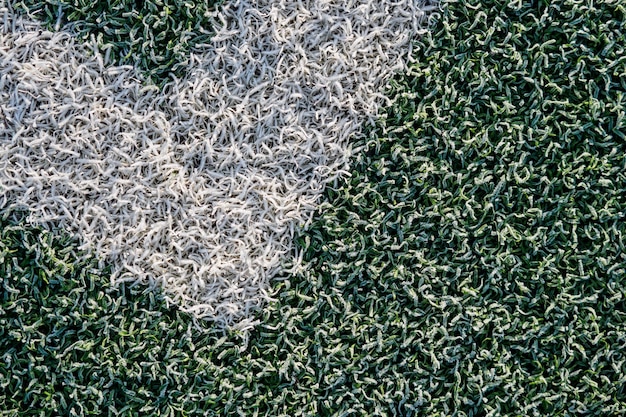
top-left (1, 0), bottom-right (625, 415)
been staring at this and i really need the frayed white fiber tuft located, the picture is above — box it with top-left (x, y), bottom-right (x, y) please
top-left (0, 0), bottom-right (437, 330)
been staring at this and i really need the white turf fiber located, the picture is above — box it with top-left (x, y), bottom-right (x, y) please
top-left (0, 0), bottom-right (436, 329)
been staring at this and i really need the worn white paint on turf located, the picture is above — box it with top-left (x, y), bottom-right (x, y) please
top-left (0, 0), bottom-right (436, 329)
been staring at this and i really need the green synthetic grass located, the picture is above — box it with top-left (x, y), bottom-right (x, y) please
top-left (14, 0), bottom-right (221, 84)
top-left (0, 213), bottom-right (240, 416)
top-left (2, 0), bottom-right (626, 415)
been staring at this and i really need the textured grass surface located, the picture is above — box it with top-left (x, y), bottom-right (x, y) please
top-left (269, 0), bottom-right (626, 414)
top-left (2, 0), bottom-right (431, 326)
top-left (14, 0), bottom-right (221, 84)
top-left (0, 214), bottom-right (231, 416)
top-left (2, 0), bottom-right (626, 415)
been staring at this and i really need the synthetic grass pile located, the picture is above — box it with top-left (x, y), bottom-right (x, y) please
top-left (14, 0), bottom-right (222, 84)
top-left (0, 0), bottom-right (434, 328)
top-left (0, 213), bottom-right (250, 416)
top-left (242, 0), bottom-right (626, 413)
top-left (260, 0), bottom-right (626, 413)
top-left (2, 0), bottom-right (626, 415)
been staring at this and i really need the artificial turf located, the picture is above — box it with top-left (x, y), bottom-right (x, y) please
top-left (2, 0), bottom-right (626, 415)
top-left (14, 0), bottom-right (222, 84)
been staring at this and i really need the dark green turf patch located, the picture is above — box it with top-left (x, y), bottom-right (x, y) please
top-left (13, 0), bottom-right (222, 84)
top-left (241, 0), bottom-right (626, 415)
top-left (0, 213), bottom-right (252, 416)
